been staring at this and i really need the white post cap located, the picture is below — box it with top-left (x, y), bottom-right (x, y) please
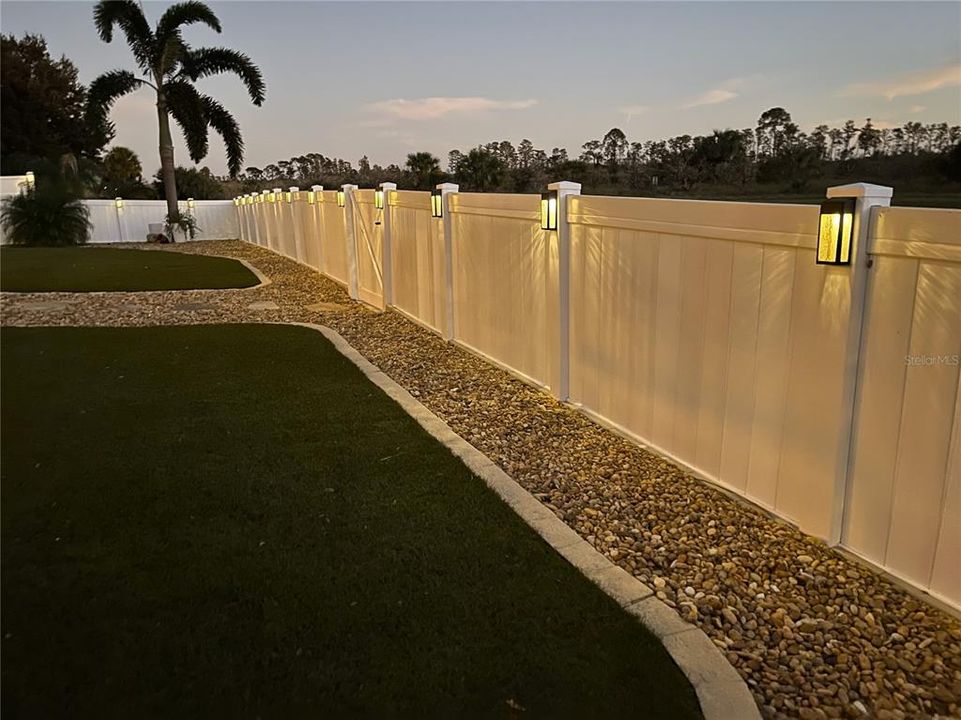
top-left (827, 182), bottom-right (893, 200)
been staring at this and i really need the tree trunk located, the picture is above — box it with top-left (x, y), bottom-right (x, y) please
top-left (157, 96), bottom-right (179, 240)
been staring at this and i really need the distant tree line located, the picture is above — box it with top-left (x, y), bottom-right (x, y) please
top-left (239, 108), bottom-right (960, 199)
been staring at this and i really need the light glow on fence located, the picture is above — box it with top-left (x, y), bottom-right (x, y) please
top-left (430, 189), bottom-right (443, 218)
top-left (337, 190), bottom-right (346, 207)
top-left (115, 197), bottom-right (124, 209)
top-left (375, 189), bottom-right (384, 210)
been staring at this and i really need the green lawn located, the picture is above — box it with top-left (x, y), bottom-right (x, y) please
top-left (1, 324), bottom-right (701, 719)
top-left (0, 246), bottom-right (259, 292)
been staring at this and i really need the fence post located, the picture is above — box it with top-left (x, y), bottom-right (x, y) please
top-left (379, 182), bottom-right (397, 307)
top-left (288, 186), bottom-right (301, 261)
top-left (437, 182), bottom-right (459, 340)
top-left (548, 180), bottom-right (581, 401)
top-left (828, 182), bottom-right (893, 545)
top-left (342, 183), bottom-right (359, 300)
top-left (310, 185), bottom-right (323, 269)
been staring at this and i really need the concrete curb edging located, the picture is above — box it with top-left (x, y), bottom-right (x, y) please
top-left (298, 322), bottom-right (760, 720)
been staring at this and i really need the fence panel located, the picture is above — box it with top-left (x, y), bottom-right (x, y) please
top-left (449, 193), bottom-right (553, 387)
top-left (276, 198), bottom-right (297, 260)
top-left (844, 206), bottom-right (961, 606)
top-left (566, 195), bottom-right (856, 541)
top-left (320, 191), bottom-right (348, 285)
top-left (295, 196), bottom-right (323, 271)
top-left (389, 190), bottom-right (444, 332)
top-left (190, 201), bottom-right (240, 241)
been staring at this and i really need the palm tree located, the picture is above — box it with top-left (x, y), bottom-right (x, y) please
top-left (87, 1), bottom-right (265, 226)
top-left (404, 152), bottom-right (442, 190)
top-left (103, 146), bottom-right (143, 183)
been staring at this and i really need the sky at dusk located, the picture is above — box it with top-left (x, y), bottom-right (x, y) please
top-left (2, 1), bottom-right (960, 176)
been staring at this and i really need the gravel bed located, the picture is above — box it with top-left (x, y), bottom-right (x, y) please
top-left (3, 240), bottom-right (959, 719)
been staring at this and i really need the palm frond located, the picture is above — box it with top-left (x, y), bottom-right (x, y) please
top-left (200, 95), bottom-right (244, 176)
top-left (87, 70), bottom-right (144, 125)
top-left (93, 1), bottom-right (154, 71)
top-left (181, 47), bottom-right (265, 106)
top-left (156, 2), bottom-right (221, 43)
top-left (164, 81), bottom-right (209, 163)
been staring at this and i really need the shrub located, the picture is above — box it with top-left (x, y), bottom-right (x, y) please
top-left (164, 212), bottom-right (199, 241)
top-left (1, 183), bottom-right (91, 247)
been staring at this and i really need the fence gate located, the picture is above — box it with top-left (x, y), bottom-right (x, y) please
top-left (351, 189), bottom-right (386, 310)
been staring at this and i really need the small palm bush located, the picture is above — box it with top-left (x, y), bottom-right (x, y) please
top-left (1, 184), bottom-right (92, 247)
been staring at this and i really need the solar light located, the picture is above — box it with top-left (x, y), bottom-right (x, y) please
top-left (24, 171), bottom-right (35, 188)
top-left (233, 197), bottom-right (239, 206)
top-left (540, 190), bottom-right (558, 231)
top-left (375, 189), bottom-right (385, 210)
top-left (187, 198), bottom-right (195, 210)
top-left (308, 185), bottom-right (323, 205)
top-left (337, 190), bottom-right (346, 207)
top-left (287, 186), bottom-right (298, 203)
top-left (430, 189), bottom-right (443, 218)
top-left (115, 197), bottom-right (124, 209)
top-left (817, 198), bottom-right (855, 265)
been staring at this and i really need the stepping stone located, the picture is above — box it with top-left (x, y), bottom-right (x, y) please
top-left (305, 302), bottom-right (350, 313)
top-left (247, 301), bottom-right (280, 311)
top-left (172, 302), bottom-right (217, 312)
top-left (20, 301), bottom-right (71, 312)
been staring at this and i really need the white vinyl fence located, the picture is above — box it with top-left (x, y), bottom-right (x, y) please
top-left (84, 199), bottom-right (239, 243)
top-left (237, 182), bottom-right (961, 610)
top-left (0, 182), bottom-right (239, 245)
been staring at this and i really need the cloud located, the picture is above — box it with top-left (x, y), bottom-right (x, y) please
top-left (680, 78), bottom-right (744, 109)
top-left (619, 104), bottom-right (648, 122)
top-left (366, 96), bottom-right (537, 121)
top-left (841, 62), bottom-right (961, 100)
top-left (909, 104), bottom-right (926, 114)
top-left (682, 89), bottom-right (738, 109)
